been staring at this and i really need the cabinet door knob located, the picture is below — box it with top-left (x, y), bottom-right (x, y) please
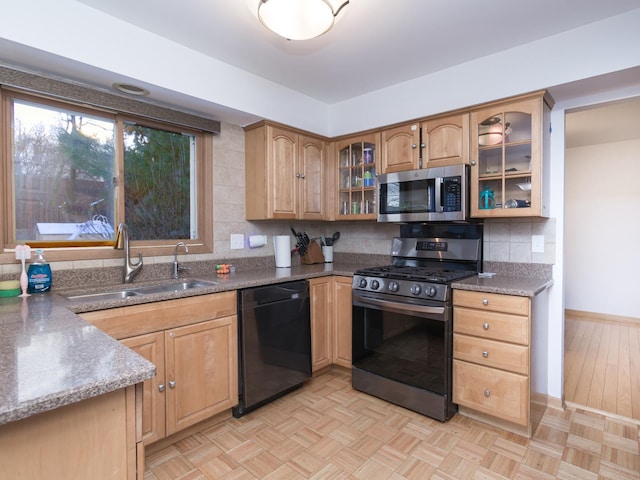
top-left (296, 173), bottom-right (301, 178)
top-left (483, 322), bottom-right (490, 330)
top-left (482, 351), bottom-right (489, 358)
top-left (484, 389), bottom-right (491, 397)
top-left (300, 174), bottom-right (305, 179)
top-left (471, 160), bottom-right (477, 166)
top-left (412, 144), bottom-right (417, 149)
top-left (169, 380), bottom-right (176, 389)
top-left (420, 143), bottom-right (426, 148)
top-left (158, 384), bottom-right (165, 392)
top-left (482, 299), bottom-right (489, 305)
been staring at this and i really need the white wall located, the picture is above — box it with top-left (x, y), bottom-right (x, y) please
top-left (565, 139), bottom-right (640, 318)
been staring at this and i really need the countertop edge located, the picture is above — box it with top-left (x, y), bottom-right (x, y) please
top-left (451, 275), bottom-right (554, 297)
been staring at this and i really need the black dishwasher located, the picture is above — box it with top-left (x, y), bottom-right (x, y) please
top-left (233, 280), bottom-right (311, 417)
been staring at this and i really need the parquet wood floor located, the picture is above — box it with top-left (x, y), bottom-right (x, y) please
top-left (145, 369), bottom-right (640, 480)
top-left (564, 314), bottom-right (640, 421)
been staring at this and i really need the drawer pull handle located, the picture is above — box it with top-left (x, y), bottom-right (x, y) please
top-left (482, 299), bottom-right (489, 305)
top-left (169, 380), bottom-right (176, 389)
top-left (483, 322), bottom-right (490, 330)
top-left (484, 389), bottom-right (491, 397)
top-left (482, 351), bottom-right (489, 358)
top-left (158, 384), bottom-right (165, 392)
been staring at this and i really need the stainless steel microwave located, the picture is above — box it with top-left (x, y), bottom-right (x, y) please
top-left (377, 164), bottom-right (469, 222)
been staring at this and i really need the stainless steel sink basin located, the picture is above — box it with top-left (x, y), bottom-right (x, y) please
top-left (135, 279), bottom-right (218, 295)
top-left (65, 279), bottom-right (218, 302)
top-left (66, 290), bottom-right (143, 302)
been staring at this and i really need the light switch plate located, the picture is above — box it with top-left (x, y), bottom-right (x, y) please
top-left (531, 235), bottom-right (544, 253)
top-left (230, 234), bottom-right (244, 250)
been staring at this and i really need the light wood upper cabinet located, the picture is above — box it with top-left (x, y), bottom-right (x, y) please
top-left (470, 91), bottom-right (553, 218)
top-left (335, 133), bottom-right (379, 220)
top-left (381, 114), bottom-right (469, 173)
top-left (245, 122), bottom-right (326, 220)
top-left (422, 113), bottom-right (469, 168)
top-left (381, 122), bottom-right (420, 173)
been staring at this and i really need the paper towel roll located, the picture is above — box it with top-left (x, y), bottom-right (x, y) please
top-left (273, 235), bottom-right (291, 268)
top-left (249, 234), bottom-right (267, 248)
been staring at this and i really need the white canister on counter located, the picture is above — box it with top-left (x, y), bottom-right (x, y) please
top-left (322, 245), bottom-right (333, 263)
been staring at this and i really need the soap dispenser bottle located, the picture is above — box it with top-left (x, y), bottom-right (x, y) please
top-left (27, 249), bottom-right (52, 293)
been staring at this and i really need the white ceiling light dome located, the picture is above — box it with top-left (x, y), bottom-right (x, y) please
top-left (257, 0), bottom-right (349, 41)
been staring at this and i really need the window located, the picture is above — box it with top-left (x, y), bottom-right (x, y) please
top-left (2, 89), bottom-right (212, 259)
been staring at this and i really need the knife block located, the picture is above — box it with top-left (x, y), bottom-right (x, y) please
top-left (301, 241), bottom-right (324, 265)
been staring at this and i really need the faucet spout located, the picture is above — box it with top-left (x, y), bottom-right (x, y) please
top-left (172, 242), bottom-right (189, 279)
top-left (114, 223), bottom-right (143, 283)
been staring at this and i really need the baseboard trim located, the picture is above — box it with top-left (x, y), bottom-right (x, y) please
top-left (565, 401), bottom-right (640, 426)
top-left (565, 309), bottom-right (639, 325)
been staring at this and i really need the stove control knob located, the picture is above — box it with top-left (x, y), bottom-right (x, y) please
top-left (358, 278), bottom-right (368, 289)
top-left (370, 280), bottom-right (380, 290)
top-left (410, 284), bottom-right (422, 295)
top-left (388, 281), bottom-right (399, 292)
top-left (426, 286), bottom-right (437, 297)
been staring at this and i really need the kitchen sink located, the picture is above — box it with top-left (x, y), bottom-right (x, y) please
top-left (66, 289), bottom-right (144, 302)
top-left (65, 279), bottom-right (218, 302)
top-left (133, 279), bottom-right (218, 295)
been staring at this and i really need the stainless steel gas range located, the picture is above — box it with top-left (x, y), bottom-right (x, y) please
top-left (351, 223), bottom-right (483, 421)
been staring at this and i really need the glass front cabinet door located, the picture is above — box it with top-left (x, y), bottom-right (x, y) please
top-left (335, 133), bottom-right (380, 219)
top-left (470, 91), bottom-right (553, 218)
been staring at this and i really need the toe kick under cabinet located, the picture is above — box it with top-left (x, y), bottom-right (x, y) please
top-left (80, 291), bottom-right (238, 445)
top-left (452, 289), bottom-right (542, 438)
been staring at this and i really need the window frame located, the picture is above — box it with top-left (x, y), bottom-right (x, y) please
top-left (0, 88), bottom-right (213, 264)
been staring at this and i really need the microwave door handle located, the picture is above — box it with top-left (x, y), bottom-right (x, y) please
top-left (435, 177), bottom-right (443, 212)
top-left (353, 293), bottom-right (446, 316)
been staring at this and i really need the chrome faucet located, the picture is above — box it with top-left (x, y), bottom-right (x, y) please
top-left (172, 242), bottom-right (190, 279)
top-left (114, 223), bottom-right (143, 284)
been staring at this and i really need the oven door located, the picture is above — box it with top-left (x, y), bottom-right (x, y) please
top-left (351, 291), bottom-right (456, 421)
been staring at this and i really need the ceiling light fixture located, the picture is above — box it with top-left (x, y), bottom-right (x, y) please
top-left (112, 82), bottom-right (150, 96)
top-left (258, 0), bottom-right (349, 41)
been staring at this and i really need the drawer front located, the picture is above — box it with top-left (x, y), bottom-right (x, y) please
top-left (453, 360), bottom-right (529, 426)
top-left (454, 290), bottom-right (530, 316)
top-left (454, 307), bottom-right (529, 345)
top-left (454, 334), bottom-right (529, 375)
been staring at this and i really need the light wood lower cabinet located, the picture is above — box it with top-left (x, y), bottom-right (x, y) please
top-left (0, 386), bottom-right (139, 480)
top-left (332, 276), bottom-right (353, 368)
top-left (453, 289), bottom-right (537, 437)
top-left (309, 276), bottom-right (352, 371)
top-left (81, 292), bottom-right (238, 445)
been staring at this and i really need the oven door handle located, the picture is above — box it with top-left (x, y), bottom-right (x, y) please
top-left (353, 293), bottom-right (446, 317)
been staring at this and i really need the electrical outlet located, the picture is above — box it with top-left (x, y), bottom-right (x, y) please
top-left (531, 235), bottom-right (544, 253)
top-left (230, 234), bottom-right (245, 250)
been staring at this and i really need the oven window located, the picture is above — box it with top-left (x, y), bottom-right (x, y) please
top-left (352, 306), bottom-right (448, 395)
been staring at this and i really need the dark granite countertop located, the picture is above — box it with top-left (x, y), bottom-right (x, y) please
top-left (0, 262), bottom-right (360, 426)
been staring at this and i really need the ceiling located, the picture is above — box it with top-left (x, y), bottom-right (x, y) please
top-left (72, 0), bottom-right (638, 104)
top-left (1, 1), bottom-right (638, 142)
